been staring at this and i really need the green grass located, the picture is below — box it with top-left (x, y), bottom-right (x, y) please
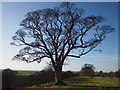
top-left (64, 76), bottom-right (119, 87)
top-left (16, 70), bottom-right (36, 76)
top-left (16, 76), bottom-right (120, 90)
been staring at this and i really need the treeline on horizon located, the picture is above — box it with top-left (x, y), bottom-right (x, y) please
top-left (1, 68), bottom-right (120, 90)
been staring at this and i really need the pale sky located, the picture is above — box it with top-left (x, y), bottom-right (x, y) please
top-left (0, 1), bottom-right (119, 72)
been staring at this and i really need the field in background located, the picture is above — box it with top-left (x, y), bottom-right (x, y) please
top-left (15, 70), bottom-right (37, 76)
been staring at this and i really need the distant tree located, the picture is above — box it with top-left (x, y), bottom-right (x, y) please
top-left (109, 71), bottom-right (115, 78)
top-left (115, 69), bottom-right (120, 77)
top-left (100, 71), bottom-right (103, 74)
top-left (80, 64), bottom-right (95, 77)
top-left (99, 70), bottom-right (104, 77)
top-left (11, 2), bottom-right (114, 85)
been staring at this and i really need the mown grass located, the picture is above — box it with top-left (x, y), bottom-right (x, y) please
top-left (64, 76), bottom-right (119, 87)
top-left (16, 76), bottom-right (120, 90)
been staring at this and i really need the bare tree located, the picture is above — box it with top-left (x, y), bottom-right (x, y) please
top-left (11, 2), bottom-right (114, 85)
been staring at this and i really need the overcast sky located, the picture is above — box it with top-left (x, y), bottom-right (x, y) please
top-left (0, 2), bottom-right (119, 72)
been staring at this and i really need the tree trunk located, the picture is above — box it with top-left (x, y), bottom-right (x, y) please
top-left (55, 68), bottom-right (62, 85)
top-left (54, 65), bottom-right (66, 85)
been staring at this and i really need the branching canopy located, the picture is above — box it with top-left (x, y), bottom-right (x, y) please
top-left (11, 2), bottom-right (114, 68)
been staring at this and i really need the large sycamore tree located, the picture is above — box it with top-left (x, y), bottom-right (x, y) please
top-left (11, 2), bottom-right (114, 85)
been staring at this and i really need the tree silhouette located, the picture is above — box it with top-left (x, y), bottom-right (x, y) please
top-left (80, 64), bottom-right (95, 77)
top-left (11, 2), bottom-right (114, 85)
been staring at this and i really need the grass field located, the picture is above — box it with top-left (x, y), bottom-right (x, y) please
top-left (64, 76), bottom-right (119, 87)
top-left (17, 76), bottom-right (119, 90)
top-left (15, 70), bottom-right (36, 76)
